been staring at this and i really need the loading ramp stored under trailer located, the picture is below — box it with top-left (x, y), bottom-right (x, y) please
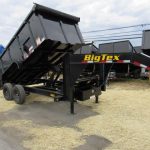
top-left (99, 40), bottom-right (150, 78)
top-left (0, 4), bottom-right (112, 114)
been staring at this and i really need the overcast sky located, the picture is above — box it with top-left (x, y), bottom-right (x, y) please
top-left (0, 0), bottom-right (150, 46)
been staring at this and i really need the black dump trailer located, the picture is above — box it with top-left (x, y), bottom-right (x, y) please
top-left (0, 4), bottom-right (110, 114)
top-left (99, 40), bottom-right (150, 79)
top-left (142, 30), bottom-right (150, 55)
top-left (99, 41), bottom-right (141, 78)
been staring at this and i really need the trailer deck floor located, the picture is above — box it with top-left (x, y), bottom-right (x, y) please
top-left (0, 79), bottom-right (150, 150)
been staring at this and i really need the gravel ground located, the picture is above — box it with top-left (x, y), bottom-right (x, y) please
top-left (0, 79), bottom-right (150, 150)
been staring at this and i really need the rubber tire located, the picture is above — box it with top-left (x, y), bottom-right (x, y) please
top-left (13, 85), bottom-right (26, 104)
top-left (3, 83), bottom-right (13, 100)
top-left (0, 81), bottom-right (3, 89)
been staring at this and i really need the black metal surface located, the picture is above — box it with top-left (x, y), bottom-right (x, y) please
top-left (132, 53), bottom-right (150, 66)
top-left (25, 86), bottom-right (63, 98)
top-left (75, 43), bottom-right (99, 54)
top-left (63, 53), bottom-right (107, 113)
top-left (134, 46), bottom-right (142, 53)
top-left (74, 87), bottom-right (101, 101)
top-left (0, 4), bottom-right (111, 114)
top-left (142, 30), bottom-right (150, 50)
top-left (2, 39), bottom-right (82, 84)
top-left (99, 39), bottom-right (150, 78)
top-left (34, 4), bottom-right (80, 23)
top-left (0, 4), bottom-right (84, 79)
top-left (99, 40), bottom-right (135, 54)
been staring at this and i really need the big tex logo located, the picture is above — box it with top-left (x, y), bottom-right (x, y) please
top-left (82, 54), bottom-right (120, 63)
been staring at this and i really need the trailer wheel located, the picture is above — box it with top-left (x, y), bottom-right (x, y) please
top-left (13, 85), bottom-right (26, 104)
top-left (3, 83), bottom-right (13, 100)
top-left (0, 81), bottom-right (3, 89)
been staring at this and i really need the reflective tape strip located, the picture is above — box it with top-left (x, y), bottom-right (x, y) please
top-left (41, 37), bottom-right (45, 42)
top-left (123, 60), bottom-right (130, 63)
top-left (29, 46), bottom-right (34, 53)
top-left (36, 37), bottom-right (42, 46)
top-left (87, 61), bottom-right (93, 63)
top-left (140, 53), bottom-right (150, 58)
top-left (106, 60), bottom-right (113, 63)
top-left (132, 61), bottom-right (150, 70)
top-left (140, 64), bottom-right (147, 68)
top-left (146, 67), bottom-right (150, 70)
top-left (116, 60), bottom-right (130, 63)
top-left (133, 61), bottom-right (140, 66)
top-left (117, 60), bottom-right (123, 63)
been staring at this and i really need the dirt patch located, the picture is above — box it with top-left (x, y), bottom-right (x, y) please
top-left (74, 135), bottom-right (111, 150)
top-left (0, 79), bottom-right (150, 150)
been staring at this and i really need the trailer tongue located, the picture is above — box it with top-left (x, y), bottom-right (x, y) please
top-left (0, 4), bottom-right (109, 114)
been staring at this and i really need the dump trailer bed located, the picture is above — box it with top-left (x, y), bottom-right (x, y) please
top-left (99, 40), bottom-right (150, 78)
top-left (0, 4), bottom-right (110, 114)
top-left (2, 39), bottom-right (81, 85)
top-left (0, 4), bottom-right (83, 76)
